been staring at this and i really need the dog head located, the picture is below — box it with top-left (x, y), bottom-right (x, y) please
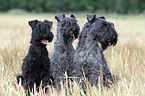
top-left (55, 14), bottom-right (80, 44)
top-left (29, 20), bottom-right (54, 45)
top-left (87, 15), bottom-right (118, 51)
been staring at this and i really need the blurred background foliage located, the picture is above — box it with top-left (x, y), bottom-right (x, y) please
top-left (0, 0), bottom-right (145, 14)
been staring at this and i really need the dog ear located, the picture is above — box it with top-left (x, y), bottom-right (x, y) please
top-left (28, 20), bottom-right (38, 29)
top-left (87, 15), bottom-right (96, 22)
top-left (98, 16), bottom-right (106, 20)
top-left (55, 14), bottom-right (65, 21)
top-left (44, 20), bottom-right (53, 27)
top-left (70, 14), bottom-right (76, 19)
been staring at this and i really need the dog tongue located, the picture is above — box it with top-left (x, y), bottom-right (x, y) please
top-left (42, 39), bottom-right (48, 45)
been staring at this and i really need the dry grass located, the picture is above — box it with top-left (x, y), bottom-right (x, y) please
top-left (0, 13), bottom-right (145, 96)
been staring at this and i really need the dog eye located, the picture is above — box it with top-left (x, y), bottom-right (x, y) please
top-left (101, 24), bottom-right (107, 29)
top-left (61, 23), bottom-right (65, 27)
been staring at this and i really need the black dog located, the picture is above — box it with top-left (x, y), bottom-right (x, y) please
top-left (17, 20), bottom-right (54, 94)
top-left (73, 15), bottom-right (118, 88)
top-left (49, 14), bottom-right (80, 87)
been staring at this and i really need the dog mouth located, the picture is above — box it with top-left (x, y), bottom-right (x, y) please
top-left (98, 40), bottom-right (117, 51)
top-left (108, 42), bottom-right (116, 47)
top-left (41, 39), bottom-right (48, 45)
top-left (70, 33), bottom-right (75, 39)
top-left (109, 36), bottom-right (118, 47)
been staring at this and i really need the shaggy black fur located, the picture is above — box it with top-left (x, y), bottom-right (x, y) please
top-left (73, 15), bottom-right (118, 88)
top-left (49, 14), bottom-right (80, 87)
top-left (17, 20), bottom-right (54, 94)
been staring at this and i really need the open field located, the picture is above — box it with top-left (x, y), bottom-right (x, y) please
top-left (0, 13), bottom-right (145, 96)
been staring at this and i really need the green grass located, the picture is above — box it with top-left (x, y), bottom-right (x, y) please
top-left (0, 13), bottom-right (145, 96)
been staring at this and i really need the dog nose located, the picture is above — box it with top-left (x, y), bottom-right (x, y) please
top-left (43, 35), bottom-right (47, 38)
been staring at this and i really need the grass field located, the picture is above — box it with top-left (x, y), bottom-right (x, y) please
top-left (0, 13), bottom-right (145, 96)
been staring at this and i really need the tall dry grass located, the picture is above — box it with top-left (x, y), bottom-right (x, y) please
top-left (0, 13), bottom-right (145, 96)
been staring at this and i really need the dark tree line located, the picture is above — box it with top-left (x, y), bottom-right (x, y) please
top-left (0, 0), bottom-right (145, 14)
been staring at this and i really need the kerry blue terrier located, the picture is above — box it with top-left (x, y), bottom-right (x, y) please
top-left (17, 19), bottom-right (54, 94)
top-left (73, 15), bottom-right (118, 88)
top-left (49, 14), bottom-right (80, 87)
